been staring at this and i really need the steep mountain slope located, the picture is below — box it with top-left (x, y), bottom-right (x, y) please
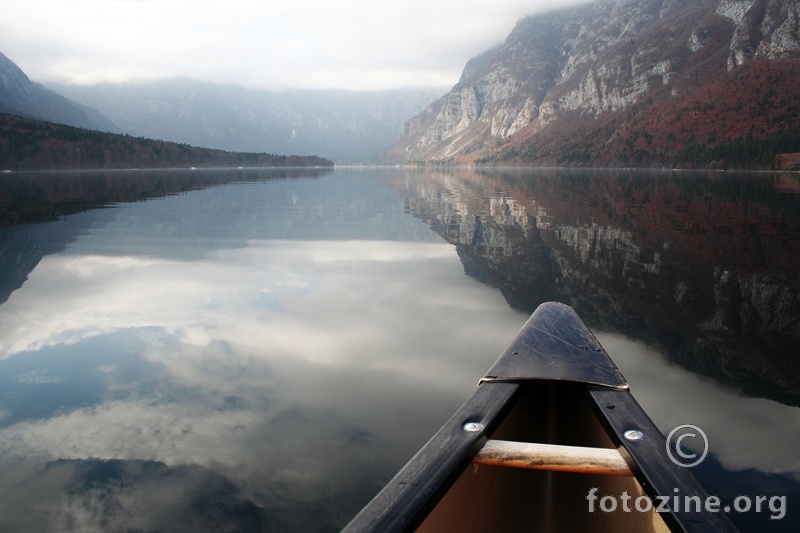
top-left (389, 0), bottom-right (800, 168)
top-left (51, 80), bottom-right (444, 162)
top-left (0, 53), bottom-right (117, 132)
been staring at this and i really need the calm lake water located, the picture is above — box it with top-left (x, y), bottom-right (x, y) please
top-left (0, 167), bottom-right (798, 532)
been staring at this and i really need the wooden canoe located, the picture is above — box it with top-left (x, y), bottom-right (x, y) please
top-left (343, 302), bottom-right (738, 532)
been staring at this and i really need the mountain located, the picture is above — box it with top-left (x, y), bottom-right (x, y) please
top-left (50, 80), bottom-right (445, 162)
top-left (389, 0), bottom-right (800, 169)
top-left (2, 51), bottom-right (439, 163)
top-left (0, 52), bottom-right (117, 132)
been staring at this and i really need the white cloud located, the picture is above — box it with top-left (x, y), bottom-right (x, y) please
top-left (0, 0), bottom-right (591, 90)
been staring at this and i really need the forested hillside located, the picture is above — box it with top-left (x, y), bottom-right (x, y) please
top-left (0, 113), bottom-right (333, 170)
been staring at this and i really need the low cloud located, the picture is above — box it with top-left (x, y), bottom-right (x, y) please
top-left (2, 0), bottom-right (591, 90)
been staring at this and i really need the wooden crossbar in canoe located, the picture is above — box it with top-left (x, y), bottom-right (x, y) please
top-left (474, 439), bottom-right (633, 476)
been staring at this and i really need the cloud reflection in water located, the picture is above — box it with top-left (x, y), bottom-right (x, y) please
top-left (4, 168), bottom-right (796, 532)
top-left (0, 236), bottom-right (526, 531)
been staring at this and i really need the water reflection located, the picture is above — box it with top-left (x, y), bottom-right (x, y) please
top-left (0, 167), bottom-right (334, 305)
top-left (0, 169), bottom-right (526, 532)
top-left (387, 167), bottom-right (800, 406)
top-left (599, 332), bottom-right (800, 532)
top-left (384, 167), bottom-right (800, 531)
top-left (0, 167), bottom-right (798, 532)
top-left (600, 332), bottom-right (800, 473)
top-left (0, 167), bottom-right (333, 226)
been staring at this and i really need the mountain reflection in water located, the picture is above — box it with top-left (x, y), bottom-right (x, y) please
top-left (388, 168), bottom-right (800, 405)
top-left (0, 167), bottom-right (798, 532)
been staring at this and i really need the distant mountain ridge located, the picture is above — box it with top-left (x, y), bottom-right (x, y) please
top-left (1, 52), bottom-right (443, 163)
top-left (0, 52), bottom-right (117, 132)
top-left (388, 0), bottom-right (800, 168)
top-left (50, 80), bottom-right (445, 162)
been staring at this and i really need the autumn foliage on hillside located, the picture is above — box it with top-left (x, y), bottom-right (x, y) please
top-left (0, 114), bottom-right (333, 170)
top-left (483, 60), bottom-right (800, 169)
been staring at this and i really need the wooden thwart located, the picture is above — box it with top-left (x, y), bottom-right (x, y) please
top-left (474, 439), bottom-right (633, 477)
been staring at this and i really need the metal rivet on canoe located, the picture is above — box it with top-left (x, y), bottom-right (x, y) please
top-left (624, 429), bottom-right (644, 441)
top-left (463, 422), bottom-right (485, 433)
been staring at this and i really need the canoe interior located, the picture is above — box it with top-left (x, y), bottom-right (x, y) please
top-left (343, 303), bottom-right (735, 532)
top-left (415, 380), bottom-right (670, 533)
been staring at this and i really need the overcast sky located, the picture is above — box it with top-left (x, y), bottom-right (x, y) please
top-left (1, 0), bottom-right (589, 91)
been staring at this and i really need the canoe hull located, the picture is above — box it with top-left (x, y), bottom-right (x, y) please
top-left (343, 303), bottom-right (737, 533)
top-left (415, 381), bottom-right (670, 533)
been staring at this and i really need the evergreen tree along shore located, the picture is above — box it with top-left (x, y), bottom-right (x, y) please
top-left (0, 113), bottom-right (333, 170)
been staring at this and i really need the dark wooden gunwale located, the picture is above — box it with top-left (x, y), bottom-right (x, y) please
top-left (342, 302), bottom-right (738, 533)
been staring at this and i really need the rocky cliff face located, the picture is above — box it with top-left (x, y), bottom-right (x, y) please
top-left (390, 0), bottom-right (800, 167)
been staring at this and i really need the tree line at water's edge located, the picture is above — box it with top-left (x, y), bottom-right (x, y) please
top-left (0, 113), bottom-right (334, 170)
